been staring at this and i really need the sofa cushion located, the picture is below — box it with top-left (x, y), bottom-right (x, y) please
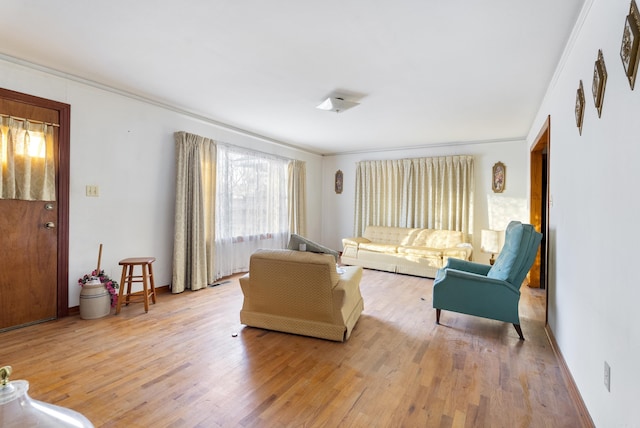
top-left (342, 237), bottom-right (370, 247)
top-left (362, 226), bottom-right (421, 245)
top-left (397, 246), bottom-right (442, 258)
top-left (443, 247), bottom-right (472, 261)
top-left (412, 229), bottom-right (464, 248)
top-left (359, 242), bottom-right (399, 253)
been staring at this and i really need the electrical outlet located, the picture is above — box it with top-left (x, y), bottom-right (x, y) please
top-left (604, 361), bottom-right (611, 392)
top-left (85, 185), bottom-right (99, 197)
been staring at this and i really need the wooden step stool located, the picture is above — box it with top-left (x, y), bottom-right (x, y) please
top-left (116, 257), bottom-right (157, 314)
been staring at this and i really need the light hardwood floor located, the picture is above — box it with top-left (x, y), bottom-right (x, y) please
top-left (1, 269), bottom-right (589, 427)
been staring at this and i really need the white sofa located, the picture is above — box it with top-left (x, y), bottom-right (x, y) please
top-left (341, 226), bottom-right (473, 278)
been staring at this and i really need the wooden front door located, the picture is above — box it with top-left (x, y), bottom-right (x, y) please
top-left (0, 199), bottom-right (58, 329)
top-left (0, 89), bottom-right (70, 331)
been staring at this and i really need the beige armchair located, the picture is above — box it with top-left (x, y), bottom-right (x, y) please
top-left (239, 249), bottom-right (364, 342)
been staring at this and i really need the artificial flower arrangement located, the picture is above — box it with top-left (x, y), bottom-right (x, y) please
top-left (78, 269), bottom-right (119, 307)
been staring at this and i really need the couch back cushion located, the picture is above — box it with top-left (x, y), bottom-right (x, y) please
top-left (411, 229), bottom-right (464, 248)
top-left (251, 249), bottom-right (339, 286)
top-left (248, 249), bottom-right (338, 320)
top-left (363, 226), bottom-right (421, 246)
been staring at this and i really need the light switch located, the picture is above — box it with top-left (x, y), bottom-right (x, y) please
top-left (86, 185), bottom-right (99, 197)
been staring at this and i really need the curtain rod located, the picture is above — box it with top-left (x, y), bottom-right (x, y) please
top-left (0, 113), bottom-right (60, 127)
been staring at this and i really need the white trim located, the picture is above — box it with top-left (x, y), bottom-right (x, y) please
top-left (527, 0), bottom-right (596, 142)
top-left (0, 52), bottom-right (322, 157)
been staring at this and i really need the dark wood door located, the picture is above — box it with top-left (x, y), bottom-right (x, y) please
top-left (0, 96), bottom-right (62, 331)
top-left (0, 200), bottom-right (58, 329)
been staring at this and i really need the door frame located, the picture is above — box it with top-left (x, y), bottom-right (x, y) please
top-left (529, 115), bottom-right (550, 322)
top-left (1, 87), bottom-right (70, 318)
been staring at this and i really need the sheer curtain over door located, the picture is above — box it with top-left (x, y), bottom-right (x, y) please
top-left (1, 117), bottom-right (56, 201)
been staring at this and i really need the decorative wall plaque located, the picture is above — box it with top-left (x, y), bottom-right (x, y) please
top-left (492, 162), bottom-right (506, 193)
top-left (334, 170), bottom-right (343, 194)
top-left (620, 0), bottom-right (640, 90)
top-left (575, 80), bottom-right (585, 135)
top-left (592, 49), bottom-right (607, 117)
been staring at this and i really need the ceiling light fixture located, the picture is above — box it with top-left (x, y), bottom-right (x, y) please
top-left (316, 96), bottom-right (360, 113)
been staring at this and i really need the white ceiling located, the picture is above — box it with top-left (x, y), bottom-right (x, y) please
top-left (2, 1), bottom-right (586, 155)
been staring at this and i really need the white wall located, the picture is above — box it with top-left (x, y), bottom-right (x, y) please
top-left (320, 140), bottom-right (529, 264)
top-left (528, 0), bottom-right (639, 425)
top-left (0, 57), bottom-right (324, 307)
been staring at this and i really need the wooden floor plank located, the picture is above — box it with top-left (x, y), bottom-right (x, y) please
top-left (0, 269), bottom-right (588, 427)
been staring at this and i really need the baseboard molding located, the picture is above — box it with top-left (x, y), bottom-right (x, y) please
top-left (544, 324), bottom-right (595, 427)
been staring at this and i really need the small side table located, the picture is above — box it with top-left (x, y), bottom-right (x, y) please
top-left (116, 257), bottom-right (157, 314)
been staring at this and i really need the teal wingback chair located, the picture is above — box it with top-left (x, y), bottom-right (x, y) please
top-left (432, 221), bottom-right (542, 340)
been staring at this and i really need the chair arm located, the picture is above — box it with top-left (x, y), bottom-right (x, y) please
top-left (332, 266), bottom-right (364, 319)
top-left (334, 265), bottom-right (362, 288)
top-left (443, 258), bottom-right (492, 276)
top-left (239, 272), bottom-right (250, 293)
top-left (342, 237), bottom-right (370, 248)
top-left (443, 243), bottom-right (473, 259)
top-left (438, 268), bottom-right (520, 295)
top-left (443, 247), bottom-right (472, 262)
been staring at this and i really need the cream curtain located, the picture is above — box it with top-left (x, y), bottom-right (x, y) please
top-left (0, 117), bottom-right (56, 201)
top-left (287, 160), bottom-right (307, 236)
top-left (172, 131), bottom-right (217, 293)
top-left (354, 159), bottom-right (410, 234)
top-left (354, 155), bottom-right (474, 238)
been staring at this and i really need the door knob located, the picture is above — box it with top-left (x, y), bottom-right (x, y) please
top-left (45, 222), bottom-right (55, 229)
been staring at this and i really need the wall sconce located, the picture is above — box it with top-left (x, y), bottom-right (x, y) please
top-left (481, 229), bottom-right (505, 265)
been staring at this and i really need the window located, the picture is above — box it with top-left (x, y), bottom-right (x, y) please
top-left (1, 122), bottom-right (47, 164)
top-left (0, 117), bottom-right (56, 200)
top-left (214, 144), bottom-right (288, 277)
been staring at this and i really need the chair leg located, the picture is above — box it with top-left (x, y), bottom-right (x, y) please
top-left (436, 309), bottom-right (441, 324)
top-left (142, 264), bottom-right (150, 313)
top-left (148, 262), bottom-right (157, 304)
top-left (513, 324), bottom-right (524, 340)
top-left (116, 265), bottom-right (127, 315)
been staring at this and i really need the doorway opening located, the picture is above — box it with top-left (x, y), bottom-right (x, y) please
top-left (529, 116), bottom-right (550, 322)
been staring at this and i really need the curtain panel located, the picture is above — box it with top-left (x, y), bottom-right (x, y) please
top-left (0, 117), bottom-right (56, 201)
top-left (354, 155), bottom-right (474, 239)
top-left (172, 131), bottom-right (217, 293)
top-left (287, 160), bottom-right (307, 237)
